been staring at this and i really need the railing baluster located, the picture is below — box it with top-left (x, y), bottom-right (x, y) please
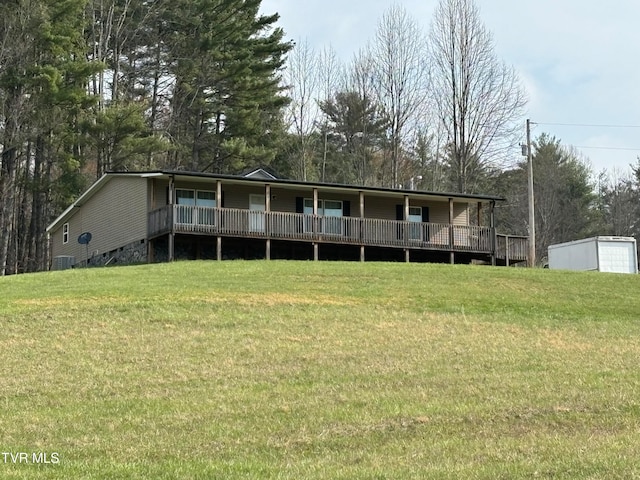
top-left (149, 204), bottom-right (502, 256)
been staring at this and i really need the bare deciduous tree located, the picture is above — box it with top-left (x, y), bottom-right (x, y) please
top-left (348, 51), bottom-right (383, 186)
top-left (284, 38), bottom-right (320, 181)
top-left (369, 5), bottom-right (429, 188)
top-left (430, 0), bottom-right (526, 193)
top-left (317, 45), bottom-right (342, 182)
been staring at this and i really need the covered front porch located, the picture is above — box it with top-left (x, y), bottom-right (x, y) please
top-left (148, 205), bottom-right (527, 264)
top-left (145, 173), bottom-right (528, 265)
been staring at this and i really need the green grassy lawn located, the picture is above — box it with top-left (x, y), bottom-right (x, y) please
top-left (1, 261), bottom-right (640, 479)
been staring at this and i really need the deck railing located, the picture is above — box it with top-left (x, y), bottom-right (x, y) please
top-left (148, 205), bottom-right (497, 254)
top-left (496, 234), bottom-right (529, 263)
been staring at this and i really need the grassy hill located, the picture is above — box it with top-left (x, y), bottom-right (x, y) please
top-left (1, 261), bottom-right (640, 479)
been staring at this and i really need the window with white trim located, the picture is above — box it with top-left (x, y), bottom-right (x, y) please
top-left (303, 198), bottom-right (343, 235)
top-left (196, 190), bottom-right (216, 225)
top-left (175, 189), bottom-right (216, 225)
top-left (62, 223), bottom-right (69, 244)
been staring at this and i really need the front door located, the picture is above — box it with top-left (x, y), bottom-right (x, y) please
top-left (408, 206), bottom-right (422, 241)
top-left (249, 194), bottom-right (265, 232)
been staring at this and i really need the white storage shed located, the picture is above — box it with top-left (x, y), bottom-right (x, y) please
top-left (548, 236), bottom-right (638, 274)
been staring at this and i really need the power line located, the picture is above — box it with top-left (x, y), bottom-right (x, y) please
top-left (530, 121), bottom-right (640, 152)
top-left (572, 145), bottom-right (640, 152)
top-left (535, 122), bottom-right (640, 129)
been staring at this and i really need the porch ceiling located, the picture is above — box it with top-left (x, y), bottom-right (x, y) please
top-left (154, 171), bottom-right (504, 205)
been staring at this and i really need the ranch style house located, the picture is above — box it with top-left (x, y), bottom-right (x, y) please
top-left (46, 169), bottom-right (528, 269)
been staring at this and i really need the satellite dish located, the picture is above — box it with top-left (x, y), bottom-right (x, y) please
top-left (78, 232), bottom-right (92, 245)
top-left (78, 232), bottom-right (93, 267)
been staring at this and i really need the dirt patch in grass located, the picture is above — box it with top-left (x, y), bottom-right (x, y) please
top-left (183, 292), bottom-right (360, 307)
top-left (539, 328), bottom-right (594, 352)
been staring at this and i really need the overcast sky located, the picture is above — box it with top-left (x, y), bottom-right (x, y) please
top-left (260, 0), bottom-right (640, 177)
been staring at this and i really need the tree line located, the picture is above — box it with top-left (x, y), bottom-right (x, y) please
top-left (0, 0), bottom-right (291, 274)
top-left (0, 0), bottom-right (637, 274)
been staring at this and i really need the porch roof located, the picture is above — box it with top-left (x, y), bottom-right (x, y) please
top-left (46, 170), bottom-right (505, 234)
top-left (143, 170), bottom-right (505, 202)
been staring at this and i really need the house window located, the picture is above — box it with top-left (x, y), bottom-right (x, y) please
top-left (176, 189), bottom-right (196, 205)
top-left (303, 198), bottom-right (319, 215)
top-left (197, 190), bottom-right (216, 207)
top-left (176, 189), bottom-right (195, 224)
top-left (196, 191), bottom-right (216, 225)
top-left (175, 189), bottom-right (216, 225)
top-left (303, 198), bottom-right (343, 235)
top-left (62, 223), bottom-right (69, 244)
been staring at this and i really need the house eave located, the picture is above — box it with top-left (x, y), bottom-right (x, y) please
top-left (132, 170), bottom-right (505, 204)
top-left (47, 169), bottom-right (504, 235)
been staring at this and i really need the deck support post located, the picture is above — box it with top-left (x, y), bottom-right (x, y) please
top-left (505, 234), bottom-right (510, 266)
top-left (403, 195), bottom-right (409, 223)
top-left (313, 188), bottom-right (319, 261)
top-left (490, 200), bottom-right (497, 266)
top-left (404, 195), bottom-right (410, 263)
top-left (448, 198), bottom-right (454, 265)
top-left (265, 184), bottom-right (271, 260)
top-left (168, 175), bottom-right (175, 262)
top-left (402, 195), bottom-right (411, 263)
top-left (359, 191), bottom-right (365, 262)
top-left (216, 180), bottom-right (222, 261)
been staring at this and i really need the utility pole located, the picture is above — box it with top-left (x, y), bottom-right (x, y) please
top-left (526, 119), bottom-right (536, 267)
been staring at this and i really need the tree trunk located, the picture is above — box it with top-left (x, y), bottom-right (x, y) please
top-left (0, 146), bottom-right (18, 276)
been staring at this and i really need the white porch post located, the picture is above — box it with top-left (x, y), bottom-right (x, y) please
top-left (168, 175), bottom-right (175, 262)
top-left (265, 184), bottom-right (271, 260)
top-left (404, 194), bottom-right (410, 263)
top-left (313, 188), bottom-right (319, 261)
top-left (490, 200), bottom-right (497, 266)
top-left (359, 191), bottom-right (365, 262)
top-left (449, 198), bottom-right (454, 264)
top-left (216, 180), bottom-right (222, 261)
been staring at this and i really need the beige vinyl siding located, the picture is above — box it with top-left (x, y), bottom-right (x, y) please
top-left (51, 176), bottom-right (148, 262)
top-left (153, 179), bottom-right (170, 207)
top-left (222, 184), bottom-right (264, 209)
top-left (426, 203), bottom-right (469, 225)
top-left (363, 196), bottom-right (397, 220)
top-left (151, 178), bottom-right (472, 224)
top-left (269, 188), bottom-right (359, 214)
top-left (454, 204), bottom-right (469, 226)
top-left (363, 196), bottom-right (468, 224)
top-left (270, 187), bottom-right (298, 213)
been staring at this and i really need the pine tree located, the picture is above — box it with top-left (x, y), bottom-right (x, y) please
top-left (0, 0), bottom-right (98, 274)
top-left (164, 0), bottom-right (292, 173)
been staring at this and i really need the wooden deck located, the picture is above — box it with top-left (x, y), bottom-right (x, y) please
top-left (496, 234), bottom-right (529, 265)
top-left (148, 205), bottom-right (528, 262)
